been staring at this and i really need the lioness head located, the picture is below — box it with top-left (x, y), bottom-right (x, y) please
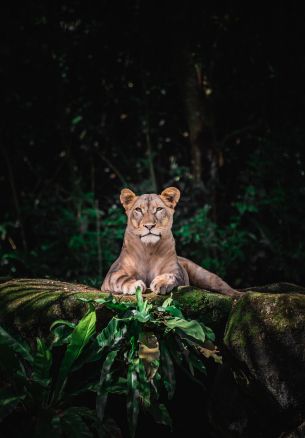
top-left (120, 187), bottom-right (180, 244)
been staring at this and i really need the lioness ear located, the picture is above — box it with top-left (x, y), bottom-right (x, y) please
top-left (160, 187), bottom-right (180, 209)
top-left (120, 188), bottom-right (137, 210)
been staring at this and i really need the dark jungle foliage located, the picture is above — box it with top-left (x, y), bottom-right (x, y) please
top-left (0, 288), bottom-right (220, 437)
top-left (1, 2), bottom-right (305, 287)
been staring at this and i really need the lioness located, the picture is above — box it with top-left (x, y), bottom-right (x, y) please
top-left (102, 187), bottom-right (241, 298)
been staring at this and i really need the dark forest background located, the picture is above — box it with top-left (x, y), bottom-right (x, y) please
top-left (1, 2), bottom-right (305, 289)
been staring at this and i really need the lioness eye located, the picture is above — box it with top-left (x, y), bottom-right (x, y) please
top-left (135, 207), bottom-right (142, 213)
top-left (156, 207), bottom-right (163, 212)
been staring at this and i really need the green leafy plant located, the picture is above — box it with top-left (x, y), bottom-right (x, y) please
top-left (78, 288), bottom-right (221, 437)
top-left (0, 306), bottom-right (100, 437)
top-left (0, 288), bottom-right (221, 437)
top-left (0, 190), bottom-right (126, 286)
top-left (175, 204), bottom-right (252, 280)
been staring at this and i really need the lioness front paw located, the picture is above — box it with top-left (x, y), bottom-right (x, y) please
top-left (122, 280), bottom-right (146, 295)
top-left (150, 273), bottom-right (176, 295)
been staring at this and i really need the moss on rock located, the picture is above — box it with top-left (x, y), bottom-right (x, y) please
top-left (173, 287), bottom-right (233, 336)
top-left (0, 278), bottom-right (103, 339)
top-left (224, 292), bottom-right (305, 418)
top-left (0, 278), bottom-right (233, 339)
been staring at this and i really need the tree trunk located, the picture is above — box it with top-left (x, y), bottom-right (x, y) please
top-left (174, 44), bottom-right (220, 210)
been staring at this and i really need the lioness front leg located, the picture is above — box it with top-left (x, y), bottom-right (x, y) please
top-left (150, 273), bottom-right (178, 295)
top-left (102, 271), bottom-right (146, 295)
top-left (120, 278), bottom-right (146, 295)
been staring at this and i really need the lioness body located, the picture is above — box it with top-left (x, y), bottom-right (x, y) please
top-left (102, 188), bottom-right (240, 297)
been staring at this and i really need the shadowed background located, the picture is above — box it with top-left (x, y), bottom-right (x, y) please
top-left (1, 2), bottom-right (305, 288)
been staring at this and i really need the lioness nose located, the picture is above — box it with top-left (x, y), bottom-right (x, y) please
top-left (144, 223), bottom-right (155, 230)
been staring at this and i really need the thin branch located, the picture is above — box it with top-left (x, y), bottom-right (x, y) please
top-left (141, 77), bottom-right (158, 193)
top-left (144, 119), bottom-right (158, 193)
top-left (95, 199), bottom-right (103, 279)
top-left (219, 124), bottom-right (258, 149)
top-left (1, 147), bottom-right (28, 251)
top-left (96, 151), bottom-right (129, 188)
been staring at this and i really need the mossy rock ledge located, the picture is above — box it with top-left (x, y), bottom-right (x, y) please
top-left (0, 278), bottom-right (232, 339)
top-left (1, 278), bottom-right (305, 437)
top-left (209, 289), bottom-right (305, 438)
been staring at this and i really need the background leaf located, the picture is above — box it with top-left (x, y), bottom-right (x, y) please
top-left (148, 403), bottom-right (172, 430)
top-left (127, 363), bottom-right (140, 438)
top-left (164, 318), bottom-right (206, 344)
top-left (160, 342), bottom-right (176, 400)
top-left (96, 349), bottom-right (119, 423)
top-left (54, 309), bottom-right (96, 400)
top-left (0, 326), bottom-right (33, 364)
top-left (32, 337), bottom-right (52, 386)
top-left (0, 390), bottom-right (25, 421)
top-left (96, 318), bottom-right (126, 350)
top-left (60, 407), bottom-right (93, 438)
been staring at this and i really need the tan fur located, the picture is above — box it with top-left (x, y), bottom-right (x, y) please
top-left (101, 187), bottom-right (241, 297)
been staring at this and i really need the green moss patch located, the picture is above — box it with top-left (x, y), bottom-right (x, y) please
top-left (0, 279), bottom-right (233, 340)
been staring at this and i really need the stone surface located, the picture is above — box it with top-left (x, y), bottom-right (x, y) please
top-left (224, 293), bottom-right (305, 413)
top-left (222, 291), bottom-right (305, 435)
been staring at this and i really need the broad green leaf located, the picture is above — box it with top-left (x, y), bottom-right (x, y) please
top-left (50, 320), bottom-right (76, 347)
top-left (71, 339), bottom-right (102, 371)
top-left (32, 338), bottom-right (52, 386)
top-left (104, 300), bottom-right (132, 312)
top-left (61, 407), bottom-right (93, 438)
top-left (127, 363), bottom-right (140, 438)
top-left (78, 294), bottom-right (133, 313)
top-left (77, 296), bottom-right (111, 305)
top-left (164, 318), bottom-right (206, 344)
top-left (131, 309), bottom-right (151, 323)
top-left (54, 309), bottom-right (96, 400)
top-left (148, 403), bottom-right (172, 430)
top-left (0, 390), bottom-right (25, 421)
top-left (161, 294), bottom-right (173, 308)
top-left (96, 318), bottom-right (126, 350)
top-left (167, 335), bottom-right (206, 389)
top-left (77, 297), bottom-right (99, 304)
top-left (50, 320), bottom-right (76, 331)
top-left (0, 325), bottom-right (33, 364)
top-left (200, 323), bottom-right (215, 342)
top-left (143, 299), bottom-right (153, 314)
top-left (128, 336), bottom-right (137, 361)
top-left (102, 377), bottom-right (127, 395)
top-left (156, 304), bottom-right (183, 318)
top-left (137, 359), bottom-right (150, 407)
top-left (96, 349), bottom-right (119, 423)
top-left (174, 328), bottom-right (200, 348)
top-left (51, 324), bottom-right (74, 347)
top-left (164, 305), bottom-right (183, 318)
top-left (136, 286), bottom-right (144, 312)
top-left (130, 288), bottom-right (152, 321)
top-left (160, 342), bottom-right (176, 399)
